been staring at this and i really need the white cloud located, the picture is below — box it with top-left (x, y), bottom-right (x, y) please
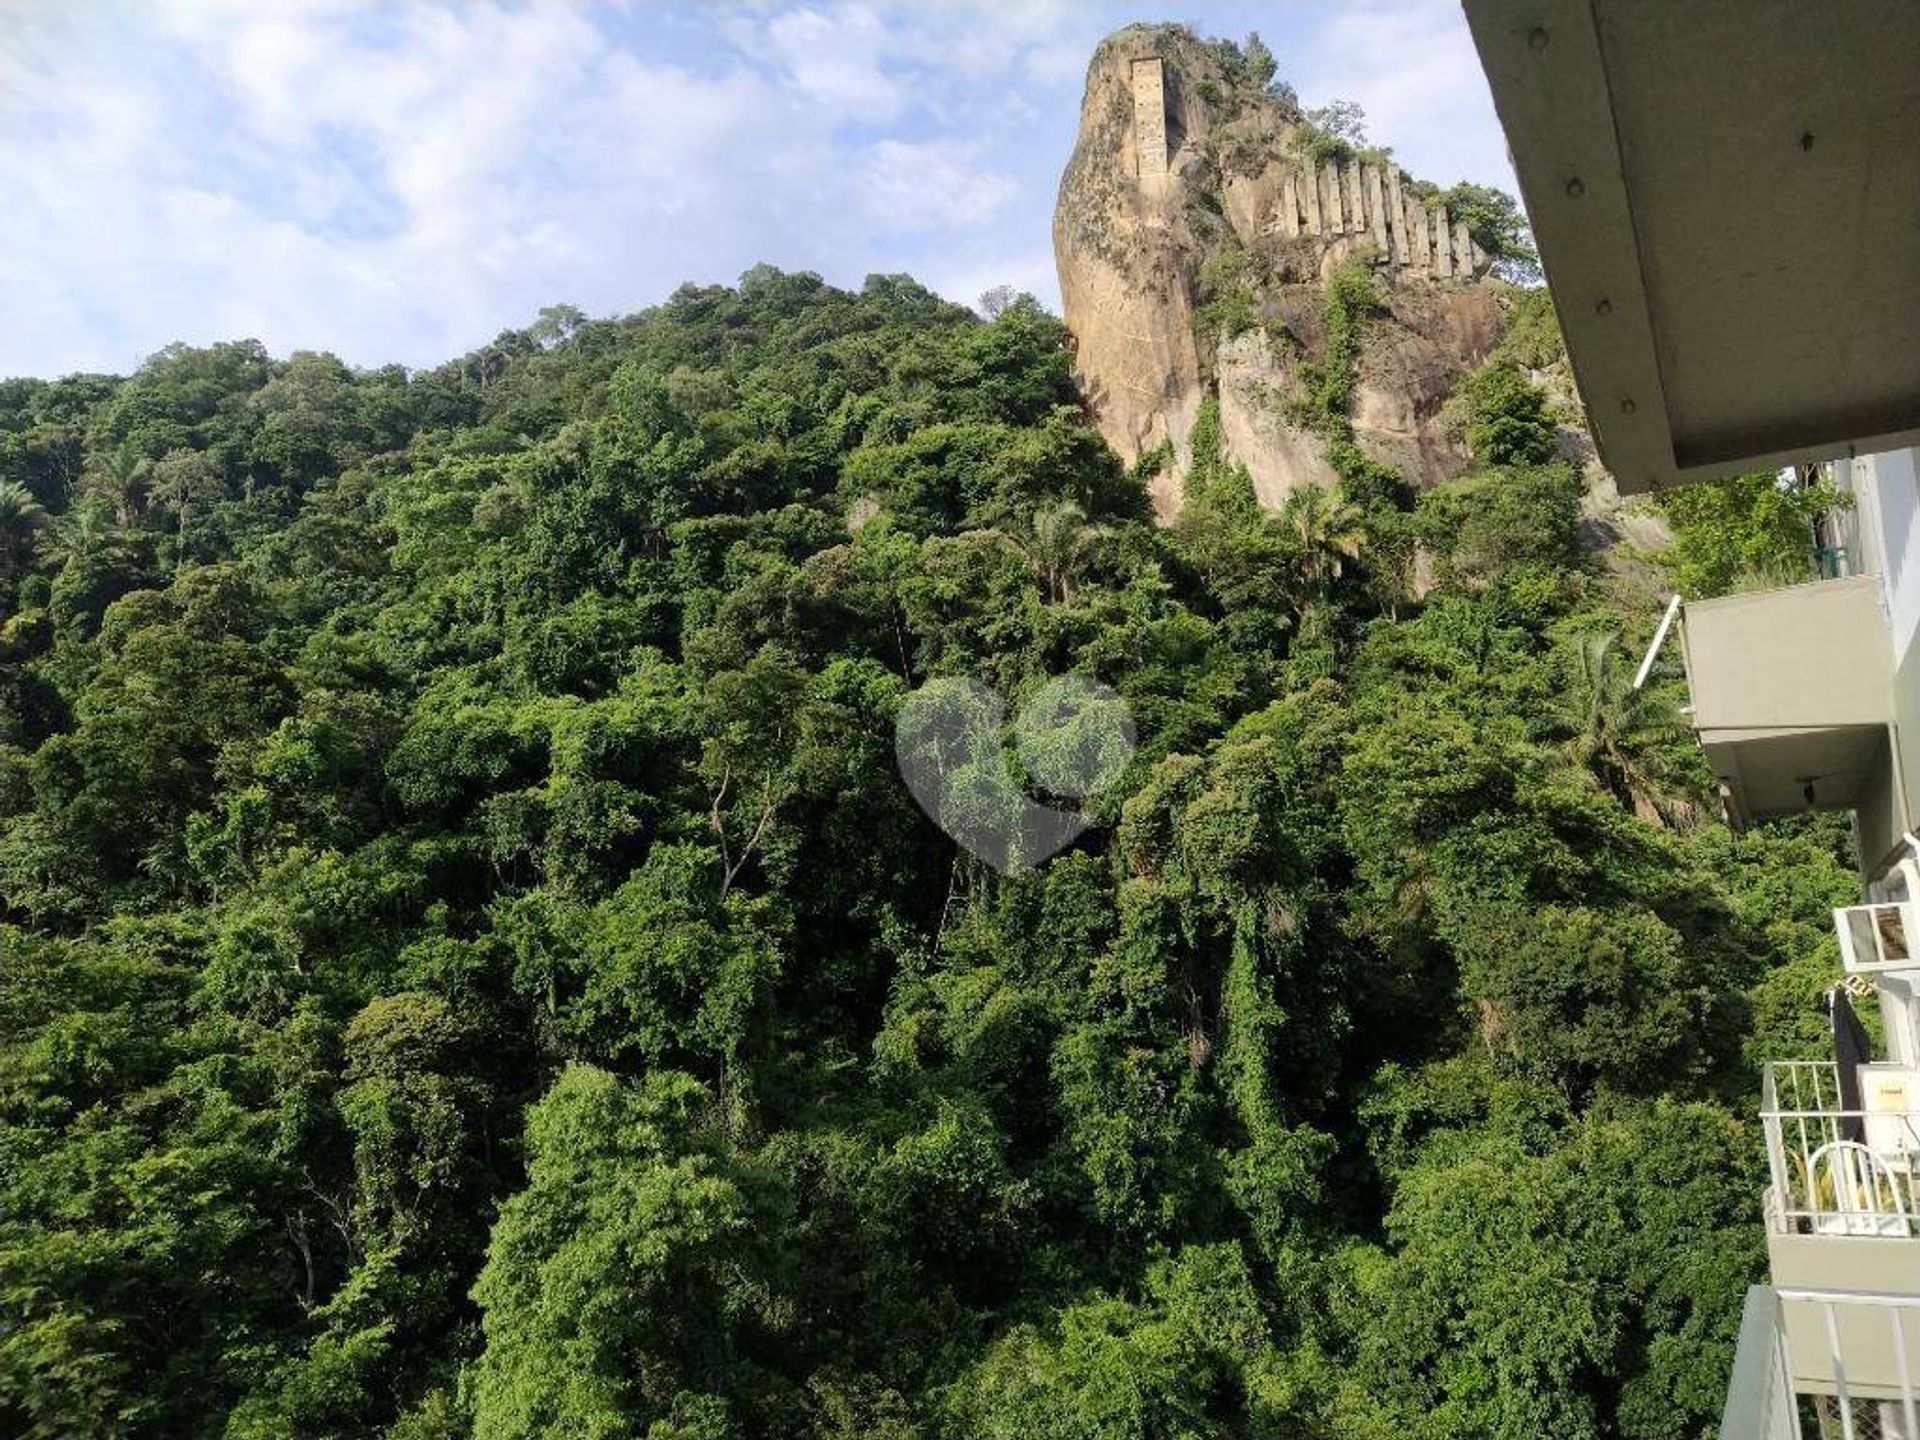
top-left (752, 5), bottom-right (903, 119)
top-left (0, 2), bottom-right (820, 373)
top-left (1289, 0), bottom-right (1517, 194)
top-left (858, 139), bottom-right (1016, 232)
top-left (0, 1), bottom-right (1519, 378)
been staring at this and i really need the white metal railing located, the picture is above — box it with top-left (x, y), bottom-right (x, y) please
top-left (1764, 1063), bottom-right (1920, 1236)
top-left (1722, 1286), bottom-right (1920, 1440)
top-left (1721, 1286), bottom-right (1801, 1440)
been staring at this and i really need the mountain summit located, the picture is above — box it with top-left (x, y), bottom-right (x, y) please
top-left (1054, 25), bottom-right (1524, 520)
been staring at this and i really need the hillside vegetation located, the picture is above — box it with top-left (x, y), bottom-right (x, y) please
top-left (0, 265), bottom-right (1856, 1439)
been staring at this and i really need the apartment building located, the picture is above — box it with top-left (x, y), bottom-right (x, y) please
top-left (1462, 3), bottom-right (1920, 1435)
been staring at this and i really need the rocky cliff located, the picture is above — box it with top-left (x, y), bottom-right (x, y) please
top-left (1054, 25), bottom-right (1510, 521)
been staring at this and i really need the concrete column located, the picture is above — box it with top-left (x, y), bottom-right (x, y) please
top-left (1364, 166), bottom-right (1389, 253)
top-left (1302, 162), bottom-right (1324, 234)
top-left (1131, 59), bottom-right (1168, 178)
top-left (1278, 172), bottom-right (1301, 237)
top-left (1386, 168), bottom-right (1409, 265)
top-left (1431, 206), bottom-right (1453, 277)
top-left (1454, 219), bottom-right (1476, 274)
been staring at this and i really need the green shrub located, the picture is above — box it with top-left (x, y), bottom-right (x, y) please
top-left (1453, 360), bottom-right (1559, 467)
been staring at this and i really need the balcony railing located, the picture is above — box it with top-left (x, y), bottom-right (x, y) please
top-left (1721, 1286), bottom-right (1803, 1440)
top-left (1722, 1284), bottom-right (1920, 1440)
top-left (1764, 1062), bottom-right (1920, 1237)
top-left (1814, 546), bottom-right (1856, 582)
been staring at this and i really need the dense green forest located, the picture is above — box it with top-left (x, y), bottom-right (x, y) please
top-left (0, 265), bottom-right (1857, 1439)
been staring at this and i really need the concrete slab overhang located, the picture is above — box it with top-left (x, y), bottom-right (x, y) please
top-left (1679, 575), bottom-right (1894, 820)
top-left (1462, 0), bottom-right (1920, 493)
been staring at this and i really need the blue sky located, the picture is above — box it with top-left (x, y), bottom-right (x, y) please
top-left (0, 1), bottom-right (1517, 379)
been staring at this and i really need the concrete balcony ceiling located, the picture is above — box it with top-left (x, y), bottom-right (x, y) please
top-left (1463, 0), bottom-right (1920, 491)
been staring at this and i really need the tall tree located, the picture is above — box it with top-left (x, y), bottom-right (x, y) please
top-left (0, 480), bottom-right (49, 581)
top-left (1553, 630), bottom-right (1685, 823)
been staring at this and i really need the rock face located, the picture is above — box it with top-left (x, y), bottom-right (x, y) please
top-left (1053, 25), bottom-right (1505, 521)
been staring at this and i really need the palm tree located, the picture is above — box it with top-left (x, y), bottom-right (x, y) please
top-left (40, 501), bottom-right (117, 571)
top-left (1553, 630), bottom-right (1685, 824)
top-left (1279, 486), bottom-right (1365, 597)
top-left (977, 502), bottom-right (1112, 603)
top-left (0, 480), bottom-right (50, 582)
top-left (80, 449), bottom-right (151, 526)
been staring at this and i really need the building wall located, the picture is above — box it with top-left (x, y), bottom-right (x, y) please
top-left (1856, 723), bottom-right (1904, 885)
top-left (1880, 449), bottom-right (1920, 657)
top-left (1891, 631), bottom-right (1920, 880)
top-left (1849, 447), bottom-right (1920, 882)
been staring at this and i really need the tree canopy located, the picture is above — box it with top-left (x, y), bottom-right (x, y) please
top-left (0, 268), bottom-right (1852, 1439)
